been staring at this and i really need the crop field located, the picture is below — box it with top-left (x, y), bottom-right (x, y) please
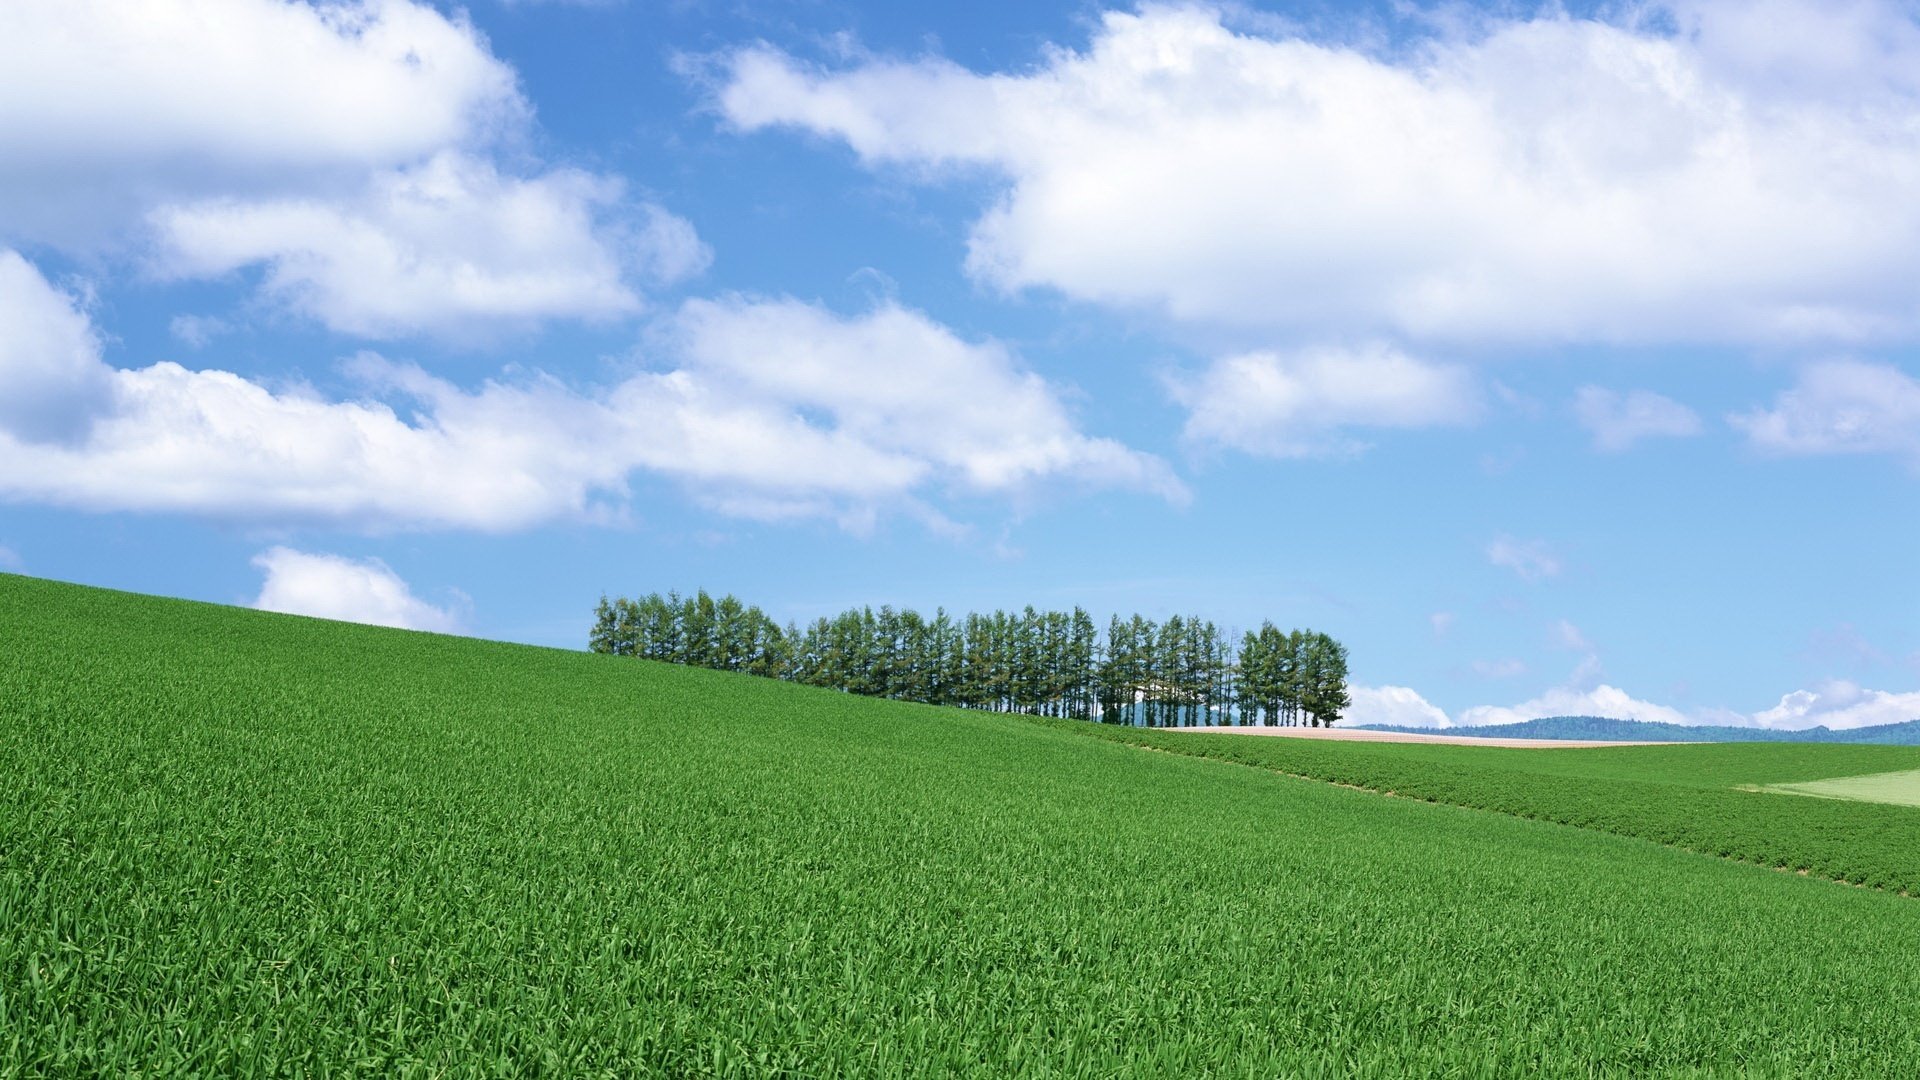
top-left (1063, 723), bottom-right (1920, 893)
top-left (6, 573), bottom-right (1920, 1075)
top-left (1756, 768), bottom-right (1920, 808)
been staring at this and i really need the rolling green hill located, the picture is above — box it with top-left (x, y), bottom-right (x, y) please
top-left (5, 572), bottom-right (1920, 1075)
top-left (1075, 724), bottom-right (1920, 893)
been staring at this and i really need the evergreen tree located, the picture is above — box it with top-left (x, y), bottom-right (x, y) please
top-left (591, 591), bottom-right (1349, 729)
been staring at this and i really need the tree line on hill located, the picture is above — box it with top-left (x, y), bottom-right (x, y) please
top-left (590, 590), bottom-right (1351, 726)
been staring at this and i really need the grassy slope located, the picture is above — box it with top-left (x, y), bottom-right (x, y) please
top-left (1763, 769), bottom-right (1920, 808)
top-left (5, 573), bottom-right (1920, 1075)
top-left (1059, 725), bottom-right (1920, 893)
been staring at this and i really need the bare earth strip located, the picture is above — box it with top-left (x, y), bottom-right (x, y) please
top-left (1166, 725), bottom-right (1674, 749)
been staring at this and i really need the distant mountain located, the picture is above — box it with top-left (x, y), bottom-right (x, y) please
top-left (1355, 715), bottom-right (1920, 745)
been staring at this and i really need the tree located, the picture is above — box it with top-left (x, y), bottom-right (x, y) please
top-left (589, 591), bottom-right (1350, 729)
top-left (1303, 632), bottom-right (1351, 727)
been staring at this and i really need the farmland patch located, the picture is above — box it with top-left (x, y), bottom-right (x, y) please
top-left (9, 572), bottom-right (1920, 1074)
top-left (1752, 769), bottom-right (1920, 808)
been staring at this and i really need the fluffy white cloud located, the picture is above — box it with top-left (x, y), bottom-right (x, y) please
top-left (1168, 344), bottom-right (1478, 457)
top-left (1345, 684), bottom-right (1454, 729)
top-left (1751, 680), bottom-right (1920, 730)
top-left (0, 0), bottom-right (523, 245)
top-left (251, 546), bottom-right (462, 632)
top-left (0, 252), bottom-right (1176, 530)
top-left (1731, 359), bottom-right (1920, 464)
top-left (2, 2), bottom-right (694, 340)
top-left (1357, 677), bottom-right (1920, 732)
top-left (670, 297), bottom-right (1186, 500)
top-left (1454, 684), bottom-right (1698, 728)
top-left (0, 252), bottom-right (113, 443)
top-left (1575, 386), bottom-right (1703, 452)
top-left (721, 2), bottom-right (1920, 344)
top-left (1487, 535), bottom-right (1562, 583)
top-left (151, 153), bottom-right (697, 338)
top-left (1471, 658), bottom-right (1527, 679)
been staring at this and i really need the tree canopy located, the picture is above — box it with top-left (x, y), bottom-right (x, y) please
top-left (591, 592), bottom-right (1350, 727)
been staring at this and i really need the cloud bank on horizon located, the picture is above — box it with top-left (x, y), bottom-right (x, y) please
top-left (0, 0), bottom-right (1915, 730)
top-left (1350, 679), bottom-right (1920, 732)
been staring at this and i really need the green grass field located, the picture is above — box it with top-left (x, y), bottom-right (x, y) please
top-left (1071, 724), bottom-right (1920, 893)
top-left (1756, 768), bottom-right (1920, 808)
top-left (6, 573), bottom-right (1920, 1075)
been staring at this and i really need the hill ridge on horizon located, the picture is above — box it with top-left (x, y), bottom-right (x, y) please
top-left (1357, 714), bottom-right (1920, 745)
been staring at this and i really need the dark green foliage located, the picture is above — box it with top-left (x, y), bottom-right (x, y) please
top-left (7, 573), bottom-right (1920, 1073)
top-left (589, 589), bottom-right (791, 676)
top-left (597, 591), bottom-right (1341, 727)
top-left (1049, 720), bottom-right (1920, 893)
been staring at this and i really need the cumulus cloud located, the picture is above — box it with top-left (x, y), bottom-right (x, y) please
top-left (0, 251), bottom-right (113, 443)
top-left (251, 546), bottom-right (462, 632)
top-left (1751, 680), bottom-right (1920, 730)
top-left (1487, 535), bottom-right (1562, 583)
top-left (1453, 684), bottom-right (1698, 728)
top-left (1168, 344), bottom-right (1479, 457)
top-left (150, 153), bottom-right (693, 338)
top-left (0, 0), bottom-right (523, 246)
top-left (720, 2), bottom-right (1920, 344)
top-left (1730, 359), bottom-right (1920, 464)
top-left (1575, 386), bottom-right (1703, 452)
top-left (1352, 677), bottom-right (1920, 732)
top-left (1345, 684), bottom-right (1453, 729)
top-left (0, 251), bottom-right (1177, 531)
top-left (669, 297), bottom-right (1185, 500)
top-left (1, 2), bottom-right (694, 340)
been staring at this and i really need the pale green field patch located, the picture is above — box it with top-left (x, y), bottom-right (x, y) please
top-left (1751, 768), bottom-right (1920, 808)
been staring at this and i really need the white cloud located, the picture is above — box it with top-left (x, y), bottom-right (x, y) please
top-left (1359, 678), bottom-right (1920, 732)
top-left (2, 2), bottom-right (692, 340)
top-left (1574, 386), bottom-right (1703, 452)
top-left (251, 546), bottom-right (462, 632)
top-left (1752, 680), bottom-right (1920, 730)
top-left (0, 251), bottom-right (1177, 531)
top-left (0, 251), bottom-right (113, 443)
top-left (1454, 684), bottom-right (1698, 728)
top-left (0, 544), bottom-right (21, 570)
top-left (1487, 535), bottom-right (1562, 583)
top-left (0, 0), bottom-right (523, 246)
top-left (671, 296), bottom-right (1186, 500)
top-left (721, 2), bottom-right (1920, 344)
top-left (1430, 611), bottom-right (1455, 637)
top-left (1168, 344), bottom-right (1479, 457)
top-left (1345, 684), bottom-right (1453, 729)
top-left (150, 153), bottom-right (688, 339)
top-left (1730, 359), bottom-right (1920, 464)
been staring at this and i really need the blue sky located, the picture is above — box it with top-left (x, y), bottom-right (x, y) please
top-left (3, 0), bottom-right (1917, 729)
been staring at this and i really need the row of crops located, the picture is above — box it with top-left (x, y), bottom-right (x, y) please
top-left (5, 573), bottom-right (1920, 1073)
top-left (1051, 721), bottom-right (1920, 893)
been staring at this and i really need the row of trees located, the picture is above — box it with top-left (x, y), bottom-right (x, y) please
top-left (590, 591), bottom-right (1351, 727)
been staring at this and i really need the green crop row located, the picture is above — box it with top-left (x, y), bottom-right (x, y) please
top-left (1045, 720), bottom-right (1920, 893)
top-left (6, 573), bottom-right (1920, 1075)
